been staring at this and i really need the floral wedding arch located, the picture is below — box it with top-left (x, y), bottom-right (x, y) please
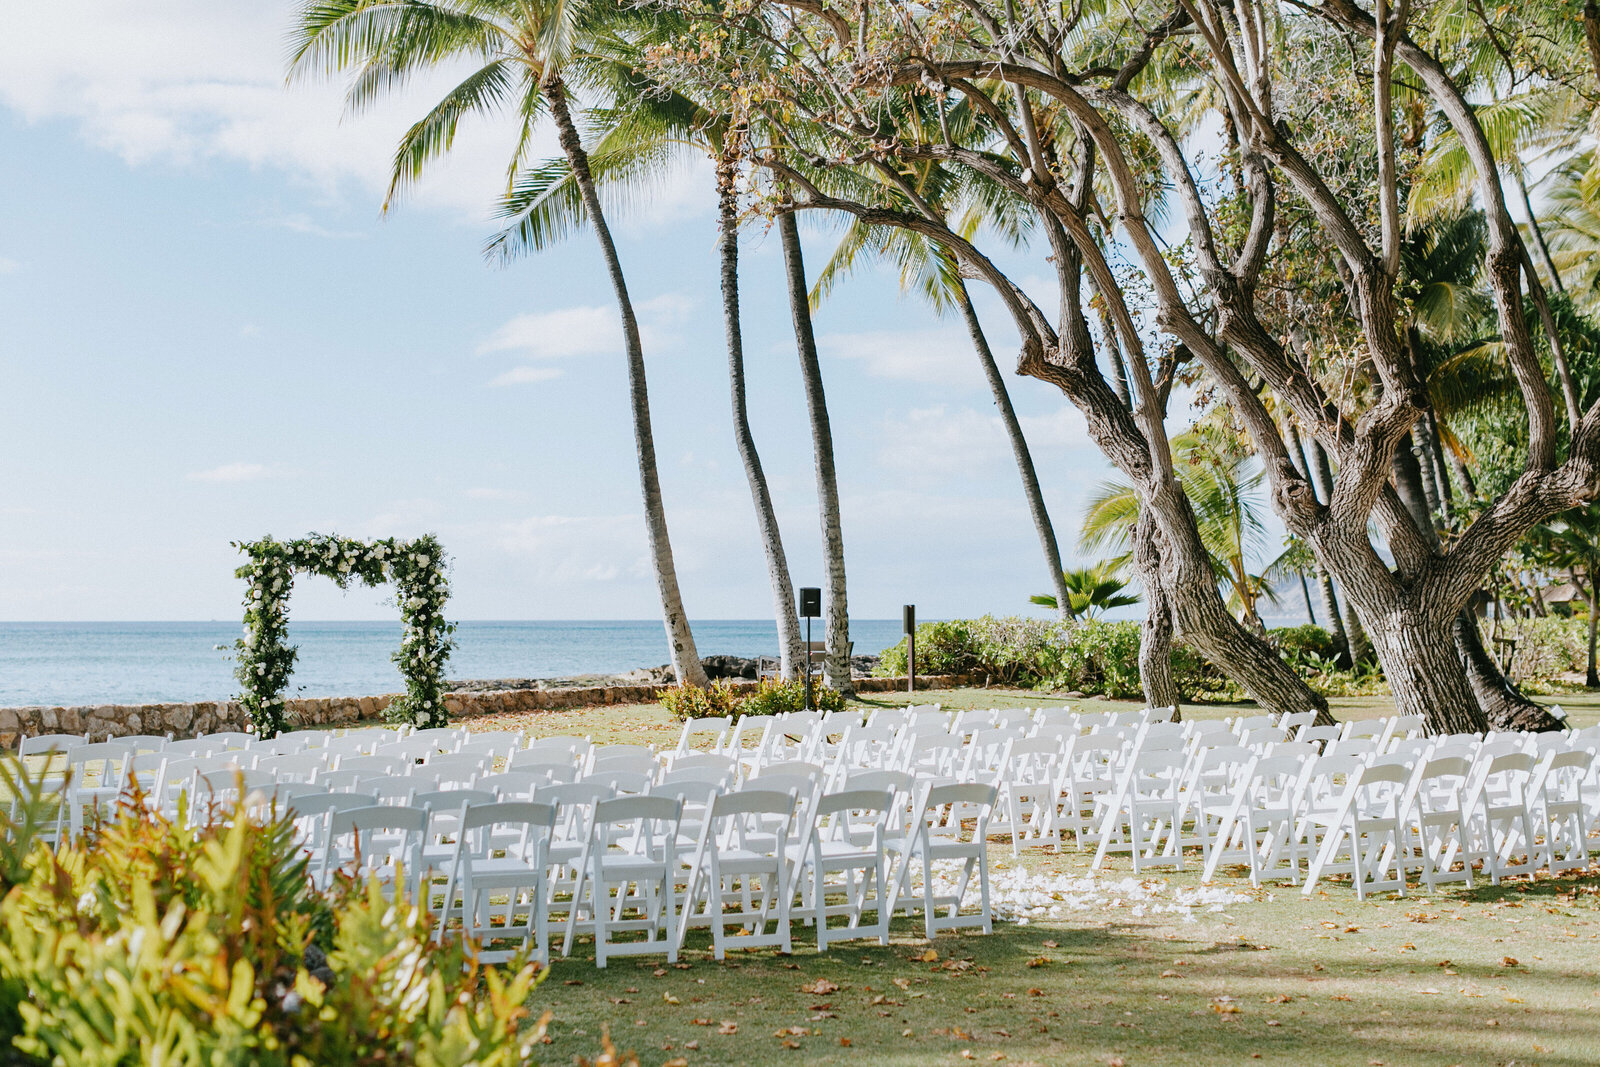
top-left (233, 533), bottom-right (455, 737)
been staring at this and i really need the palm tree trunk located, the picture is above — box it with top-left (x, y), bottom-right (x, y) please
top-left (717, 151), bottom-right (804, 680)
top-left (777, 208), bottom-right (853, 695)
top-left (953, 279), bottom-right (1072, 616)
top-left (1285, 423), bottom-right (1350, 662)
top-left (545, 74), bottom-right (707, 688)
top-left (1587, 576), bottom-right (1599, 687)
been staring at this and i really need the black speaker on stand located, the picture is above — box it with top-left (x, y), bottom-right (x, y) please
top-left (798, 587), bottom-right (822, 710)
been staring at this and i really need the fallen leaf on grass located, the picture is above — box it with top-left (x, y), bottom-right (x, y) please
top-left (1266, 994), bottom-right (1292, 1004)
top-left (691, 1018), bottom-right (714, 1026)
top-left (781, 1039), bottom-right (801, 1049)
top-left (1502, 956), bottom-right (1520, 967)
top-left (893, 977), bottom-right (912, 991)
top-left (800, 978), bottom-right (839, 995)
top-left (1210, 1001), bottom-right (1241, 1015)
top-left (960, 1051), bottom-right (975, 1060)
top-left (917, 949), bottom-right (940, 963)
top-left (717, 1022), bottom-right (739, 1035)
top-left (663, 993), bottom-right (680, 1005)
top-left (1042, 940), bottom-right (1059, 948)
top-left (564, 980), bottom-right (584, 986)
top-left (839, 1038), bottom-right (852, 1047)
top-left (1330, 995), bottom-right (1352, 1001)
top-left (684, 1040), bottom-right (699, 1050)
top-left (1027, 988), bottom-right (1045, 997)
top-left (1414, 989), bottom-right (1441, 995)
top-left (1160, 970), bottom-right (1180, 979)
top-left (664, 1060), bottom-right (688, 1067)
top-left (1027, 957), bottom-right (1051, 968)
top-left (774, 1026), bottom-right (808, 1037)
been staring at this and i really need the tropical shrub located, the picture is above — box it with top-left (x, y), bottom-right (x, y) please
top-left (1495, 616), bottom-right (1590, 682)
top-left (738, 677), bottom-right (846, 716)
top-left (0, 761), bottom-right (544, 1066)
top-left (1269, 624), bottom-right (1340, 666)
top-left (876, 620), bottom-right (981, 677)
top-left (659, 678), bottom-right (844, 720)
top-left (658, 680), bottom-right (742, 720)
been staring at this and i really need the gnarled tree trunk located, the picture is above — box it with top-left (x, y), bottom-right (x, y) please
top-left (778, 209), bottom-right (853, 694)
top-left (545, 74), bottom-right (706, 688)
top-left (1133, 511), bottom-right (1181, 715)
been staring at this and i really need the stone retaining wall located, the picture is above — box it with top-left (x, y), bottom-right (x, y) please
top-left (0, 674), bottom-right (975, 746)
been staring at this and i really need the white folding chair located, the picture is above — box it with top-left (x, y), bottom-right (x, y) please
top-left (793, 789), bottom-right (893, 950)
top-left (439, 801), bottom-right (557, 962)
top-left (566, 794), bottom-right (684, 967)
top-left (679, 788), bottom-right (797, 959)
top-left (895, 782), bottom-right (996, 938)
top-left (1302, 762), bottom-right (1410, 899)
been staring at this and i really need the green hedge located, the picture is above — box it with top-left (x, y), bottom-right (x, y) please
top-left (875, 615), bottom-right (1221, 699)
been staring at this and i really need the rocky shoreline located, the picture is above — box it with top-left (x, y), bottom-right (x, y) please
top-left (445, 652), bottom-right (883, 692)
top-left (0, 652), bottom-right (962, 748)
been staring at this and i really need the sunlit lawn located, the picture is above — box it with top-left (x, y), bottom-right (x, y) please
top-left (460, 689), bottom-right (1600, 1067)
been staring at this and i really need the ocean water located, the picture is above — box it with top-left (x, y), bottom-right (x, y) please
top-left (0, 620), bottom-right (909, 707)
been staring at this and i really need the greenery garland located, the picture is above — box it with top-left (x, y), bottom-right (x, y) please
top-left (232, 533), bottom-right (456, 738)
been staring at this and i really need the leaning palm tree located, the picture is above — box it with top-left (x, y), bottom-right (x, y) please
top-left (777, 203), bottom-right (854, 694)
top-left (814, 211), bottom-right (1075, 617)
top-left (289, 0), bottom-right (708, 686)
top-left (487, 43), bottom-right (808, 680)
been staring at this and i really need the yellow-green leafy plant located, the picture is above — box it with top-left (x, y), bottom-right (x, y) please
top-left (0, 767), bottom-right (544, 1066)
top-left (658, 680), bottom-right (742, 721)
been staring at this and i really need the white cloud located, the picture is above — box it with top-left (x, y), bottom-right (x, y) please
top-left (479, 306), bottom-right (620, 359)
top-left (479, 294), bottom-right (692, 362)
top-left (0, 2), bottom-right (540, 218)
top-left (816, 328), bottom-right (985, 388)
top-left (490, 366), bottom-right (564, 387)
top-left (876, 404), bottom-right (1099, 485)
top-left (265, 212), bottom-right (366, 239)
top-left (464, 487), bottom-right (528, 503)
top-left (0, 257), bottom-right (19, 274)
top-left (187, 462), bottom-right (272, 483)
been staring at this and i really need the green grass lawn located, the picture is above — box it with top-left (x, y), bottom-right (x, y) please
top-left (459, 690), bottom-right (1600, 1067)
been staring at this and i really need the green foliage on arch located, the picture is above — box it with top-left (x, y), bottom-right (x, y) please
top-left (233, 533), bottom-right (455, 738)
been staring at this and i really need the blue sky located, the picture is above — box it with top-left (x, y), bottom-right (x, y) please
top-left (0, 1), bottom-right (1295, 625)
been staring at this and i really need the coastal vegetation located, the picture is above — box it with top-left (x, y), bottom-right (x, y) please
top-left (282, 0), bottom-right (1600, 738)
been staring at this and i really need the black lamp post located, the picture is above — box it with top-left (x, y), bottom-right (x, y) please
top-left (798, 587), bottom-right (821, 710)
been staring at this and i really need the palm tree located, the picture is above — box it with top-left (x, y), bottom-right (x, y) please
top-left (814, 217), bottom-right (1075, 617)
top-left (1080, 426), bottom-right (1279, 631)
top-left (488, 60), bottom-right (809, 679)
top-left (1029, 564), bottom-right (1140, 619)
top-left (777, 205), bottom-right (853, 695)
top-left (290, 0), bottom-right (709, 686)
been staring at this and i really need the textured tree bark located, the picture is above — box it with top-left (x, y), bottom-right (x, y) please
top-left (1355, 607), bottom-right (1490, 734)
top-left (778, 209), bottom-right (854, 694)
top-left (1286, 422), bottom-right (1349, 661)
top-left (718, 154), bottom-right (805, 680)
top-left (1132, 511), bottom-right (1181, 715)
top-left (954, 280), bottom-right (1073, 616)
top-left (1308, 438), bottom-right (1372, 663)
top-left (1453, 610), bottom-right (1564, 731)
top-left (546, 76), bottom-right (707, 688)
